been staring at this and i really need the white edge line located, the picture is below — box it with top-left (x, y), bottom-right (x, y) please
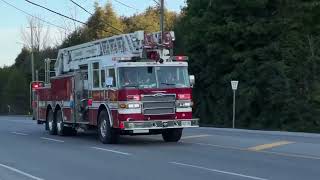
top-left (40, 137), bottom-right (64, 143)
top-left (181, 134), bottom-right (211, 139)
top-left (0, 163), bottom-right (44, 180)
top-left (170, 162), bottom-right (269, 180)
top-left (91, 147), bottom-right (131, 156)
top-left (11, 132), bottom-right (29, 136)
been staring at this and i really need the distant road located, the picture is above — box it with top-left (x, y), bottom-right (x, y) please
top-left (0, 116), bottom-right (319, 180)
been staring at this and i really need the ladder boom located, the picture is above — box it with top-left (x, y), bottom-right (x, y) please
top-left (54, 30), bottom-right (175, 76)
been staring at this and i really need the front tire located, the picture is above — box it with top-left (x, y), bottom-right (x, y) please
top-left (162, 128), bottom-right (183, 142)
top-left (47, 110), bottom-right (57, 135)
top-left (98, 110), bottom-right (119, 144)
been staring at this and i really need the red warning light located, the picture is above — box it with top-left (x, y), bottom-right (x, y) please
top-left (87, 98), bottom-right (93, 106)
top-left (31, 81), bottom-right (44, 90)
top-left (173, 56), bottom-right (188, 61)
top-left (119, 121), bottom-right (125, 129)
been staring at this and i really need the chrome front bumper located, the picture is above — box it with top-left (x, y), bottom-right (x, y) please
top-left (122, 119), bottom-right (199, 130)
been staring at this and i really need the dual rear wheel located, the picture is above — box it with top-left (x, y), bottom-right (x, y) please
top-left (46, 109), bottom-right (76, 136)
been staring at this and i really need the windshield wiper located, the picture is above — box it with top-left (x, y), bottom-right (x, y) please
top-left (161, 82), bottom-right (176, 86)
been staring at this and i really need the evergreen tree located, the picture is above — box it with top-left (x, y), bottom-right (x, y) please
top-left (175, 0), bottom-right (320, 131)
top-left (1, 68), bottom-right (29, 114)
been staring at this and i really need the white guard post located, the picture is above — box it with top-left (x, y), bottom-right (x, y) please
top-left (231, 80), bottom-right (238, 128)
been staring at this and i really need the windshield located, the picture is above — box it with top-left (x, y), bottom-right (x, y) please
top-left (119, 67), bottom-right (157, 88)
top-left (118, 66), bottom-right (190, 89)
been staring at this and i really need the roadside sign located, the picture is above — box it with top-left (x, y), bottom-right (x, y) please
top-left (231, 81), bottom-right (238, 90)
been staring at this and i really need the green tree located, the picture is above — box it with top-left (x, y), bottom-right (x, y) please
top-left (122, 6), bottom-right (178, 33)
top-left (175, 0), bottom-right (320, 132)
top-left (1, 68), bottom-right (29, 114)
top-left (0, 66), bottom-right (11, 113)
top-left (83, 2), bottom-right (124, 40)
top-left (61, 2), bottom-right (125, 48)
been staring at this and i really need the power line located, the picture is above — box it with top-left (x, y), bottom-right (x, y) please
top-left (0, 0), bottom-right (66, 30)
top-left (152, 0), bottom-right (160, 5)
top-left (69, 0), bottom-right (93, 15)
top-left (25, 0), bottom-right (87, 25)
top-left (69, 0), bottom-right (123, 33)
top-left (114, 0), bottom-right (139, 11)
top-left (24, 0), bottom-right (116, 35)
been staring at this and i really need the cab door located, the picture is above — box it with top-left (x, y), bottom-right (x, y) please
top-left (103, 67), bottom-right (118, 125)
top-left (73, 68), bottom-right (89, 123)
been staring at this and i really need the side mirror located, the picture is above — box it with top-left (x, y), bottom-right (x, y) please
top-left (189, 75), bottom-right (195, 87)
top-left (105, 77), bottom-right (114, 87)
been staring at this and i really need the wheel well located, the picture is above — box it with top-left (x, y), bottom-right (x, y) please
top-left (97, 104), bottom-right (112, 126)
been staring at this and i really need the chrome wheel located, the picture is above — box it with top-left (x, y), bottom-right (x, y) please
top-left (57, 121), bottom-right (62, 132)
top-left (98, 110), bottom-right (119, 144)
top-left (56, 110), bottom-right (67, 136)
top-left (47, 110), bottom-right (57, 135)
top-left (100, 119), bottom-right (107, 138)
top-left (49, 121), bottom-right (53, 131)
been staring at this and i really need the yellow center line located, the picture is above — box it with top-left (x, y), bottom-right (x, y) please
top-left (188, 141), bottom-right (320, 160)
top-left (248, 141), bottom-right (294, 151)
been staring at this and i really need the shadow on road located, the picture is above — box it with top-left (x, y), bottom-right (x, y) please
top-left (68, 131), bottom-right (187, 147)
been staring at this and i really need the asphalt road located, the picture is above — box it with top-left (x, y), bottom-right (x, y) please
top-left (0, 116), bottom-right (320, 180)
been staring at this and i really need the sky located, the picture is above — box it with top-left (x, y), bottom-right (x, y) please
top-left (0, 0), bottom-right (186, 67)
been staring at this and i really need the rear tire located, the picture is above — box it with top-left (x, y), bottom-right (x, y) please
top-left (56, 110), bottom-right (68, 136)
top-left (47, 110), bottom-right (57, 135)
top-left (56, 110), bottom-right (74, 136)
top-left (162, 128), bottom-right (183, 142)
top-left (98, 110), bottom-right (119, 144)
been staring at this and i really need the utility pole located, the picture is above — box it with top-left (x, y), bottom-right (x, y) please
top-left (160, 0), bottom-right (164, 44)
top-left (36, 70), bottom-right (39, 81)
top-left (29, 26), bottom-right (35, 82)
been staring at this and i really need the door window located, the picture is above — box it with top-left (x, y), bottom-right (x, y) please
top-left (92, 62), bottom-right (100, 88)
top-left (107, 68), bottom-right (116, 87)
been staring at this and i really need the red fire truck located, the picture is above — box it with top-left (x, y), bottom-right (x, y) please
top-left (33, 30), bottom-right (199, 144)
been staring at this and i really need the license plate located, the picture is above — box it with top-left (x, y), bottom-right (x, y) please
top-left (133, 129), bottom-right (149, 133)
top-left (181, 121), bottom-right (191, 127)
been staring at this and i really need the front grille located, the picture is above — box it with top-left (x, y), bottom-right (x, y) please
top-left (142, 94), bottom-right (176, 115)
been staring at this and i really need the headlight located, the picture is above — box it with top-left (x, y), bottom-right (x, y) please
top-left (127, 103), bottom-right (140, 109)
top-left (177, 101), bottom-right (193, 108)
top-left (119, 103), bottom-right (140, 109)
